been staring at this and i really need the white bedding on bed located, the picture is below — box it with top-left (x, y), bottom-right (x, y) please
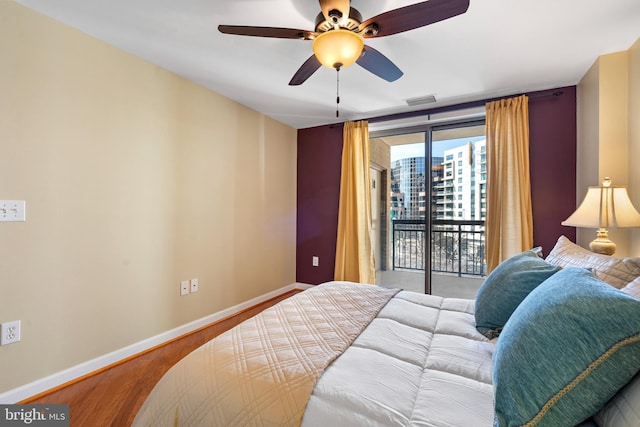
top-left (134, 282), bottom-right (495, 426)
top-left (302, 289), bottom-right (495, 427)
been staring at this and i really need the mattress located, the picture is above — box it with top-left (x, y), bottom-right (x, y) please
top-left (133, 281), bottom-right (495, 426)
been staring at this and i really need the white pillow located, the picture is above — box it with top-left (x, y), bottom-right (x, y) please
top-left (621, 277), bottom-right (640, 299)
top-left (545, 236), bottom-right (640, 289)
top-left (595, 374), bottom-right (640, 427)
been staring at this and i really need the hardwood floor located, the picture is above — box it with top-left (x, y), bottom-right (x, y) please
top-left (24, 290), bottom-right (300, 427)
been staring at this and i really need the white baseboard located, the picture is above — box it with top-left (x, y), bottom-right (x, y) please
top-left (0, 282), bottom-right (311, 404)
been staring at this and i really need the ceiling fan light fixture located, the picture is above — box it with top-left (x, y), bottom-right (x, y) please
top-left (312, 29), bottom-right (364, 69)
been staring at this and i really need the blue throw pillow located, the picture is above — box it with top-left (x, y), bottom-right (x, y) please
top-left (493, 267), bottom-right (640, 427)
top-left (474, 248), bottom-right (560, 338)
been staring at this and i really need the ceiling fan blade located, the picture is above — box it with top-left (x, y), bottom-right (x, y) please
top-left (359, 0), bottom-right (470, 38)
top-left (356, 45), bottom-right (403, 82)
top-left (218, 25), bottom-right (316, 40)
top-left (319, 0), bottom-right (351, 25)
top-left (289, 55), bottom-right (322, 86)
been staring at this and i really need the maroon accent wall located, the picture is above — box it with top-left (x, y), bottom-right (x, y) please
top-left (296, 124), bottom-right (344, 284)
top-left (296, 86), bottom-right (577, 284)
top-left (528, 86), bottom-right (577, 252)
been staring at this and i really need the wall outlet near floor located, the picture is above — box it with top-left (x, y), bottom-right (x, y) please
top-left (180, 280), bottom-right (190, 296)
top-left (312, 256), bottom-right (319, 267)
top-left (190, 278), bottom-right (199, 293)
top-left (1, 320), bottom-right (21, 345)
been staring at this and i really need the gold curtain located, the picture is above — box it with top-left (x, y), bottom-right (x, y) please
top-left (485, 95), bottom-right (534, 272)
top-left (334, 120), bottom-right (376, 284)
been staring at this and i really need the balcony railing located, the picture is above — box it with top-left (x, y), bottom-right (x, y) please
top-left (392, 219), bottom-right (486, 277)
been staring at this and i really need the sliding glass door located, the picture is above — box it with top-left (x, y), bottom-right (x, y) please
top-left (429, 123), bottom-right (486, 298)
top-left (371, 117), bottom-right (487, 297)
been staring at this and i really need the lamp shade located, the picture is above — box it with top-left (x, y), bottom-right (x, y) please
top-left (562, 180), bottom-right (640, 229)
top-left (312, 29), bottom-right (364, 69)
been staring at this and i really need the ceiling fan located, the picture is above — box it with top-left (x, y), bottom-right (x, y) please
top-left (218, 0), bottom-right (470, 86)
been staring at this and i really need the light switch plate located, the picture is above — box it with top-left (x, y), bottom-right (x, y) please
top-left (0, 200), bottom-right (26, 222)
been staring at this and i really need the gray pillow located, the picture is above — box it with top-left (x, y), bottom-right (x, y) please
top-left (546, 235), bottom-right (640, 289)
top-left (621, 277), bottom-right (640, 299)
top-left (595, 373), bottom-right (640, 427)
top-left (474, 248), bottom-right (560, 338)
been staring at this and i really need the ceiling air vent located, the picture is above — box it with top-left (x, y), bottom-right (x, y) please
top-left (405, 94), bottom-right (437, 106)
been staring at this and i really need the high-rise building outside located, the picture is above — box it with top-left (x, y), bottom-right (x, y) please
top-left (390, 156), bottom-right (425, 220)
top-left (391, 140), bottom-right (486, 220)
top-left (434, 140), bottom-right (486, 220)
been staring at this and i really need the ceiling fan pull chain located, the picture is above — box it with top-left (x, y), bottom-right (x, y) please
top-left (336, 67), bottom-right (340, 117)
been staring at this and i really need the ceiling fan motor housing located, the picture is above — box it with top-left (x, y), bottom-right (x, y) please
top-left (314, 8), bottom-right (362, 33)
top-left (328, 9), bottom-right (342, 24)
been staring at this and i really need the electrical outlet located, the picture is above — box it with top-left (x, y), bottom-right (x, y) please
top-left (312, 256), bottom-right (319, 267)
top-left (190, 278), bottom-right (199, 293)
top-left (1, 320), bottom-right (21, 345)
top-left (180, 280), bottom-right (190, 296)
top-left (0, 200), bottom-right (26, 222)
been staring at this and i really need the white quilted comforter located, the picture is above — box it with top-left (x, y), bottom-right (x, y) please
top-left (133, 281), bottom-right (495, 427)
top-left (302, 288), bottom-right (495, 427)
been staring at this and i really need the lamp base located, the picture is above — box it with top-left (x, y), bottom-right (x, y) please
top-left (589, 228), bottom-right (616, 256)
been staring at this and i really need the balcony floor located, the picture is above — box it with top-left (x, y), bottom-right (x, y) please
top-left (376, 270), bottom-right (484, 300)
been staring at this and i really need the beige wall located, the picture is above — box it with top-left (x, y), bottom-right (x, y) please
top-left (0, 3), bottom-right (297, 394)
top-left (576, 57), bottom-right (600, 206)
top-left (576, 39), bottom-right (639, 256)
top-left (630, 39), bottom-right (640, 255)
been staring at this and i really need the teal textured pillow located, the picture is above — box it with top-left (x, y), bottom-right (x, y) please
top-left (493, 267), bottom-right (640, 427)
top-left (474, 248), bottom-right (560, 338)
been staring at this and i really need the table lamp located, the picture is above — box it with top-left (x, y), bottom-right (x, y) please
top-left (561, 177), bottom-right (640, 255)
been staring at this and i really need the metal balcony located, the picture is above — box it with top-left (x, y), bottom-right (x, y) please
top-left (391, 219), bottom-right (486, 277)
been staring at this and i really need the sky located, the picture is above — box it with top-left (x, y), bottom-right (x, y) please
top-left (390, 136), bottom-right (485, 162)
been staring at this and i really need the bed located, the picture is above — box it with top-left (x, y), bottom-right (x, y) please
top-left (133, 236), bottom-right (640, 427)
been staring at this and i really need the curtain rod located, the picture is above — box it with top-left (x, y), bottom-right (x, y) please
top-left (326, 89), bottom-right (566, 128)
top-left (526, 90), bottom-right (564, 99)
top-left (365, 90), bottom-right (565, 124)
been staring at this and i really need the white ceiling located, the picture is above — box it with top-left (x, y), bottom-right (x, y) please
top-left (16, 0), bottom-right (640, 129)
